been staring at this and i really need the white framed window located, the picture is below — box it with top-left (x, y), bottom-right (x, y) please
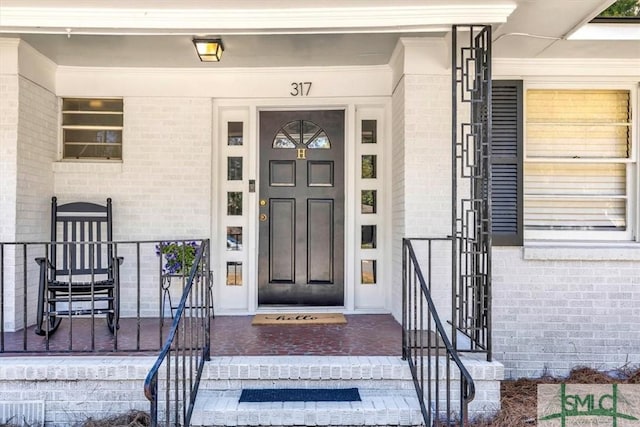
top-left (215, 105), bottom-right (251, 312)
top-left (354, 106), bottom-right (387, 309)
top-left (524, 88), bottom-right (636, 240)
top-left (61, 98), bottom-right (123, 160)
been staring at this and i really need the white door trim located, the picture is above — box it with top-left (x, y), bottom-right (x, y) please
top-left (212, 96), bottom-right (391, 315)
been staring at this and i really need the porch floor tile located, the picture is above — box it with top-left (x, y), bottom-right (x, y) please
top-left (210, 314), bottom-right (401, 356)
top-left (1, 314), bottom-right (402, 356)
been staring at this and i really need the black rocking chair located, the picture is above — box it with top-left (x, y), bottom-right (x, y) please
top-left (35, 197), bottom-right (123, 336)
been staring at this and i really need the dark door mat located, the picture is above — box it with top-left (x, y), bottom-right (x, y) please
top-left (239, 388), bottom-right (361, 402)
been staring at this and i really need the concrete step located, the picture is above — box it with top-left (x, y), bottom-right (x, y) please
top-left (190, 355), bottom-right (503, 426)
top-left (191, 356), bottom-right (424, 426)
top-left (190, 388), bottom-right (425, 427)
top-left (197, 356), bottom-right (415, 391)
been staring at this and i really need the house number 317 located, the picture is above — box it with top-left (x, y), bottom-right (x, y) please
top-left (290, 82), bottom-right (312, 96)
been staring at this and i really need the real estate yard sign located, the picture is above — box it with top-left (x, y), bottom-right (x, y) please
top-left (539, 384), bottom-right (640, 426)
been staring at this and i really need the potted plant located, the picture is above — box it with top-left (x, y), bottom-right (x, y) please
top-left (156, 241), bottom-right (198, 275)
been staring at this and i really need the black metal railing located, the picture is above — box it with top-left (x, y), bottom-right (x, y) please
top-left (0, 239), bottom-right (210, 354)
top-left (452, 24), bottom-right (492, 359)
top-left (144, 240), bottom-right (211, 427)
top-left (403, 238), bottom-right (475, 426)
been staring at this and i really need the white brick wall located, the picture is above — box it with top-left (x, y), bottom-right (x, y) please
top-left (493, 247), bottom-right (640, 378)
top-left (391, 77), bottom-right (405, 319)
top-left (0, 357), bottom-right (153, 427)
top-left (0, 75), bottom-right (19, 330)
top-left (391, 73), bottom-right (453, 326)
top-left (14, 77), bottom-right (57, 329)
top-left (53, 97), bottom-right (212, 239)
top-left (402, 74), bottom-right (451, 239)
top-left (0, 75), bottom-right (18, 242)
top-left (16, 76), bottom-right (57, 242)
top-left (52, 97), bottom-right (213, 317)
top-left (1, 75), bottom-right (57, 330)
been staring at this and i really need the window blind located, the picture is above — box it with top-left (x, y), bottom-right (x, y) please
top-left (524, 90), bottom-right (631, 231)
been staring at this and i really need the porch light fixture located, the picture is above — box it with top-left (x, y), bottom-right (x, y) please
top-left (193, 38), bottom-right (224, 62)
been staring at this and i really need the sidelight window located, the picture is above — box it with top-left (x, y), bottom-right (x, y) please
top-left (361, 120), bottom-right (377, 144)
top-left (357, 115), bottom-right (382, 290)
top-left (361, 190), bottom-right (377, 214)
top-left (227, 192), bottom-right (243, 216)
top-left (228, 122), bottom-right (243, 145)
top-left (361, 155), bottom-right (377, 179)
top-left (361, 225), bottom-right (377, 249)
top-left (361, 260), bottom-right (377, 285)
top-left (226, 227), bottom-right (242, 251)
top-left (220, 113), bottom-right (247, 291)
top-left (226, 262), bottom-right (243, 286)
top-left (227, 157), bottom-right (243, 181)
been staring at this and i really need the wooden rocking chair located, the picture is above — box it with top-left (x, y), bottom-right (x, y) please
top-left (35, 197), bottom-right (123, 336)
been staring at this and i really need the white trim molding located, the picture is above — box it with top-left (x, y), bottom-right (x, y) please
top-left (0, 38), bottom-right (57, 91)
top-left (0, 38), bottom-right (20, 74)
top-left (494, 58), bottom-right (640, 78)
top-left (55, 65), bottom-right (393, 98)
top-left (17, 40), bottom-right (57, 92)
top-left (569, 23), bottom-right (640, 41)
top-left (0, 1), bottom-right (516, 35)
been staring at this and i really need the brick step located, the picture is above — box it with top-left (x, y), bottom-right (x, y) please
top-left (198, 356), bottom-right (415, 390)
top-left (191, 356), bottom-right (424, 426)
top-left (190, 388), bottom-right (425, 427)
top-left (191, 355), bottom-right (503, 425)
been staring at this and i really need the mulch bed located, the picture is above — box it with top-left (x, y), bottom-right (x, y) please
top-left (0, 410), bottom-right (150, 427)
top-left (80, 411), bottom-right (151, 427)
top-left (469, 365), bottom-right (640, 426)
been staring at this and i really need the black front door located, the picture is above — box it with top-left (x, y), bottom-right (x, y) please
top-left (258, 110), bottom-right (345, 306)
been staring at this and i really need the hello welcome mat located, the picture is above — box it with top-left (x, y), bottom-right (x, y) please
top-left (251, 313), bottom-right (347, 325)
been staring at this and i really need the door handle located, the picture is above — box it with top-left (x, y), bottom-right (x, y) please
top-left (259, 199), bottom-right (267, 207)
top-left (260, 213), bottom-right (268, 222)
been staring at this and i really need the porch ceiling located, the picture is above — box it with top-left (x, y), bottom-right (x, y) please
top-left (0, 33), bottom-right (446, 68)
top-left (0, 0), bottom-right (637, 67)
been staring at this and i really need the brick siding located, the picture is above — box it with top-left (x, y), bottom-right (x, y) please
top-left (493, 247), bottom-right (640, 378)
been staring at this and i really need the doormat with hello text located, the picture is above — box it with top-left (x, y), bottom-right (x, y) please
top-left (252, 313), bottom-right (347, 325)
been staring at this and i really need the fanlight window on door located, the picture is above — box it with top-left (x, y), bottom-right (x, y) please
top-left (273, 120), bottom-right (331, 149)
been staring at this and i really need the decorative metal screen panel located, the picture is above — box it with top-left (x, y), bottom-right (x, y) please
top-left (452, 25), bottom-right (492, 359)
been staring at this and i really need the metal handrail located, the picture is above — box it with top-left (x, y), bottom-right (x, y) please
top-left (143, 240), bottom-right (211, 427)
top-left (403, 237), bottom-right (475, 426)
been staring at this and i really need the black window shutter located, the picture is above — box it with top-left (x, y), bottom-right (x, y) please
top-left (490, 80), bottom-right (523, 246)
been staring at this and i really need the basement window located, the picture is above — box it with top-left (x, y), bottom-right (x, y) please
top-left (62, 98), bottom-right (123, 160)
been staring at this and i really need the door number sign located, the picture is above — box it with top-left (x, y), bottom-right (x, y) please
top-left (290, 82), bottom-right (312, 97)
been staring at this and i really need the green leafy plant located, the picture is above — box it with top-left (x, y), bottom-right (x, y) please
top-left (599, 0), bottom-right (640, 17)
top-left (155, 241), bottom-right (198, 275)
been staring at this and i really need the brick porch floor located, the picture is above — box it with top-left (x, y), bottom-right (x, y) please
top-left (1, 314), bottom-right (402, 356)
top-left (210, 314), bottom-right (401, 356)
